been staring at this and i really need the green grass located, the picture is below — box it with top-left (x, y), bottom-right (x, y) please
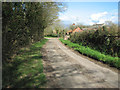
top-left (3, 39), bottom-right (48, 88)
top-left (59, 38), bottom-right (120, 69)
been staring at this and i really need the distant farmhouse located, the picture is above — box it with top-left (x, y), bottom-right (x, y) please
top-left (66, 27), bottom-right (83, 35)
top-left (64, 23), bottom-right (105, 40)
top-left (73, 27), bottom-right (83, 33)
top-left (65, 27), bottom-right (83, 40)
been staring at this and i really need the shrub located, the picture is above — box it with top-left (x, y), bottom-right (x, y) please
top-left (70, 26), bottom-right (119, 57)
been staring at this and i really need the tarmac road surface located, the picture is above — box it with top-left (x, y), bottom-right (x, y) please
top-left (42, 38), bottom-right (119, 88)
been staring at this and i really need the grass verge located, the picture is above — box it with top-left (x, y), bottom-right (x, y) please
top-left (59, 38), bottom-right (120, 69)
top-left (3, 39), bottom-right (48, 88)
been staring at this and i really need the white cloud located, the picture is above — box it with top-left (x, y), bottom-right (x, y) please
top-left (89, 11), bottom-right (118, 25)
top-left (59, 13), bottom-right (81, 24)
top-left (91, 12), bottom-right (108, 21)
top-left (110, 16), bottom-right (118, 22)
top-left (59, 14), bottom-right (69, 21)
top-left (59, 13), bottom-right (74, 21)
top-left (59, 10), bottom-right (118, 25)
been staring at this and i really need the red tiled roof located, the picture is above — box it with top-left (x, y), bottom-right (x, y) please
top-left (73, 27), bottom-right (83, 33)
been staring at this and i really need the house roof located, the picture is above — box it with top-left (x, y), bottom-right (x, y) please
top-left (73, 27), bottom-right (83, 33)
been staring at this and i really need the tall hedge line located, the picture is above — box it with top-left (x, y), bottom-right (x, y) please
top-left (70, 26), bottom-right (120, 57)
top-left (2, 2), bottom-right (63, 62)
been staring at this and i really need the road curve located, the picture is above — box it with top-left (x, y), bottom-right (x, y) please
top-left (42, 38), bottom-right (119, 88)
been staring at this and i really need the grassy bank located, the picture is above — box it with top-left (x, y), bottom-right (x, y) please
top-left (3, 39), bottom-right (48, 88)
top-left (59, 38), bottom-right (120, 69)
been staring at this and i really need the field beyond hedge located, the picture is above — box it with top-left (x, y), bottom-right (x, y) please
top-left (59, 38), bottom-right (120, 69)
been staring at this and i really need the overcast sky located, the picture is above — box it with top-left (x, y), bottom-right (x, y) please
top-left (59, 2), bottom-right (118, 26)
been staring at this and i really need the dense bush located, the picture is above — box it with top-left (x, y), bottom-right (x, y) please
top-left (44, 34), bottom-right (58, 37)
top-left (70, 26), bottom-right (120, 57)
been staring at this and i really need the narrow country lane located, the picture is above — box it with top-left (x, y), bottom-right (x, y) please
top-left (42, 38), bottom-right (119, 88)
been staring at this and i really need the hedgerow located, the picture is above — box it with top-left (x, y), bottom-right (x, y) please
top-left (70, 26), bottom-right (120, 57)
top-left (59, 38), bottom-right (120, 69)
